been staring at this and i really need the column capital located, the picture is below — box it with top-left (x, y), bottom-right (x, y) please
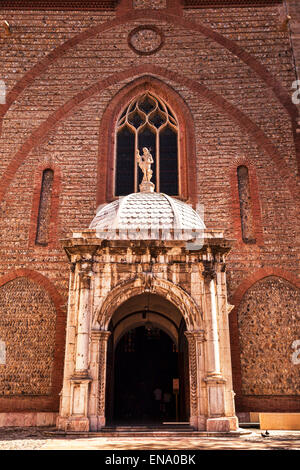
top-left (78, 269), bottom-right (93, 289)
top-left (202, 261), bottom-right (217, 281)
top-left (70, 373), bottom-right (92, 382)
top-left (185, 329), bottom-right (206, 343)
top-left (91, 330), bottom-right (111, 342)
top-left (204, 374), bottom-right (227, 385)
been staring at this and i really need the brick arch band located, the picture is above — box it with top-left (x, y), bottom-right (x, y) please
top-left (0, 65), bottom-right (297, 207)
top-left (98, 75), bottom-right (197, 205)
top-left (230, 267), bottom-right (300, 307)
top-left (0, 9), bottom-right (297, 126)
top-left (228, 267), bottom-right (300, 410)
top-left (0, 269), bottom-right (66, 411)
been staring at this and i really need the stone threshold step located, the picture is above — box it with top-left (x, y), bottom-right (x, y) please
top-left (45, 429), bottom-right (252, 438)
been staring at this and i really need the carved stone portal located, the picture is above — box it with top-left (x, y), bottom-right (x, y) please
top-left (57, 230), bottom-right (239, 433)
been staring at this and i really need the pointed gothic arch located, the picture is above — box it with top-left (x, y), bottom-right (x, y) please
top-left (97, 75), bottom-right (197, 205)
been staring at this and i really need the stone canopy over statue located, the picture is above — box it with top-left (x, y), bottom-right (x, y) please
top-left (136, 147), bottom-right (155, 192)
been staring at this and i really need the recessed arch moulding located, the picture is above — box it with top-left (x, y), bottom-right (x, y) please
top-left (57, 228), bottom-right (239, 433)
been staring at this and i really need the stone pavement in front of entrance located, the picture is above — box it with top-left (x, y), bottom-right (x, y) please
top-left (0, 428), bottom-right (299, 450)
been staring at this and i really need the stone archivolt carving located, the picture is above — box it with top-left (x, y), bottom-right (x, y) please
top-left (95, 275), bottom-right (202, 331)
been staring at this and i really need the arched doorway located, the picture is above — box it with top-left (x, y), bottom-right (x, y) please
top-left (114, 326), bottom-right (177, 424)
top-left (105, 293), bottom-right (190, 425)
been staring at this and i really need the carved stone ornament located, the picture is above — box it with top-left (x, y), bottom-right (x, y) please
top-left (202, 261), bottom-right (217, 281)
top-left (128, 25), bottom-right (164, 56)
top-left (79, 270), bottom-right (92, 289)
top-left (139, 271), bottom-right (154, 291)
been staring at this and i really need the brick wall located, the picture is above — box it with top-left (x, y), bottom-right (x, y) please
top-left (0, 1), bottom-right (298, 412)
top-left (287, 0), bottom-right (300, 82)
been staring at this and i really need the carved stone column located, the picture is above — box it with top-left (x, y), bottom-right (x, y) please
top-left (202, 262), bottom-right (221, 377)
top-left (74, 269), bottom-right (92, 376)
top-left (96, 330), bottom-right (111, 430)
top-left (184, 330), bottom-right (206, 430)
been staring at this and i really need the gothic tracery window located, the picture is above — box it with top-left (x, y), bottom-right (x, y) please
top-left (115, 93), bottom-right (179, 196)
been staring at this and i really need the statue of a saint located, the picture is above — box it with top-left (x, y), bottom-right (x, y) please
top-left (136, 147), bottom-right (154, 183)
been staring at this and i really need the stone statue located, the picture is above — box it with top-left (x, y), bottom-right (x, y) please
top-left (136, 147), bottom-right (154, 183)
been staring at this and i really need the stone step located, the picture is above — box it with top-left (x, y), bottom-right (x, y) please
top-left (103, 424), bottom-right (195, 432)
top-left (44, 428), bottom-right (252, 438)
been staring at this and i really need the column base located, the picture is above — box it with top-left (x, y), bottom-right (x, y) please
top-left (190, 415), bottom-right (206, 430)
top-left (97, 415), bottom-right (106, 430)
top-left (206, 416), bottom-right (239, 432)
top-left (89, 415), bottom-right (106, 431)
top-left (56, 416), bottom-right (90, 432)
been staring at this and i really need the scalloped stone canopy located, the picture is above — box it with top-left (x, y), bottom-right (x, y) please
top-left (89, 192), bottom-right (205, 240)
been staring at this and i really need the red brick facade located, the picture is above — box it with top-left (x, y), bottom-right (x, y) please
top-left (0, 0), bottom-right (299, 414)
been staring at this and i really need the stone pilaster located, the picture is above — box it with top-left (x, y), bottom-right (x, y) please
top-left (58, 260), bottom-right (94, 432)
top-left (202, 261), bottom-right (222, 377)
top-left (184, 330), bottom-right (206, 430)
top-left (73, 269), bottom-right (92, 377)
top-left (202, 261), bottom-right (238, 432)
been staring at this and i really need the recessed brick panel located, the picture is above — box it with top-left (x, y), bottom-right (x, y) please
top-left (237, 276), bottom-right (300, 396)
top-left (0, 277), bottom-right (57, 396)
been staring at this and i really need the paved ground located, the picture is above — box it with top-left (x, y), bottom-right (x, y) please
top-left (0, 427), bottom-right (299, 451)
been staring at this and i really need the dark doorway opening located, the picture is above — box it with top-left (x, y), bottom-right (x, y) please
top-left (113, 326), bottom-right (179, 425)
